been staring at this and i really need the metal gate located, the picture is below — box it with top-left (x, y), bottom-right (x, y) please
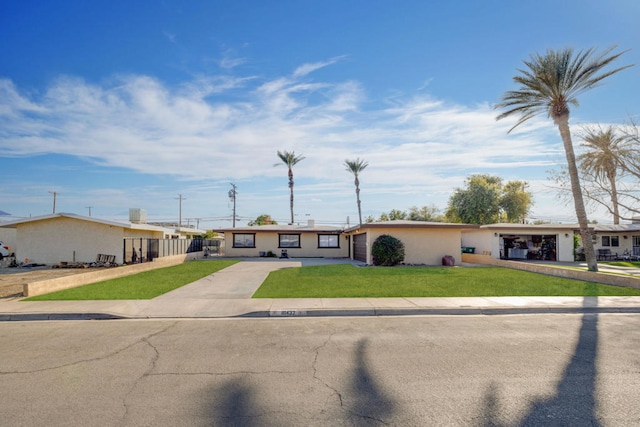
top-left (123, 238), bottom-right (220, 264)
top-left (353, 233), bottom-right (367, 263)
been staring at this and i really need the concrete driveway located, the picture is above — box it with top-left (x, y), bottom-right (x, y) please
top-left (155, 257), bottom-right (364, 300)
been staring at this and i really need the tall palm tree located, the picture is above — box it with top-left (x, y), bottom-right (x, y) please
top-left (578, 126), bottom-right (630, 224)
top-left (496, 46), bottom-right (632, 272)
top-left (344, 158), bottom-right (368, 226)
top-left (274, 150), bottom-right (305, 224)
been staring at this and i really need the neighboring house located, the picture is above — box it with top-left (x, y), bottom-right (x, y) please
top-left (591, 223), bottom-right (640, 259)
top-left (461, 222), bottom-right (640, 263)
top-left (217, 220), bottom-right (349, 259)
top-left (462, 223), bottom-right (578, 262)
top-left (344, 220), bottom-right (479, 265)
top-left (0, 212), bottom-right (206, 265)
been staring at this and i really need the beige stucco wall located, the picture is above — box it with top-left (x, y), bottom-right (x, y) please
top-left (460, 230), bottom-right (493, 255)
top-left (359, 228), bottom-right (463, 265)
top-left (223, 231), bottom-right (349, 258)
top-left (16, 217), bottom-right (159, 265)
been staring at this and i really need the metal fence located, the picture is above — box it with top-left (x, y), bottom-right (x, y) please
top-left (123, 238), bottom-right (221, 264)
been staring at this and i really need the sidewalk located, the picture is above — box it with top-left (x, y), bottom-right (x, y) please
top-left (2, 259), bottom-right (640, 321)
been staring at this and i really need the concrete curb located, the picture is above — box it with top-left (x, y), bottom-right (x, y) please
top-left (0, 312), bottom-right (125, 321)
top-left (3, 306), bottom-right (640, 321)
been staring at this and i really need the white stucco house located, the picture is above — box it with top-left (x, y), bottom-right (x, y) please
top-left (591, 223), bottom-right (640, 259)
top-left (460, 222), bottom-right (640, 262)
top-left (0, 212), bottom-right (206, 265)
top-left (461, 223), bottom-right (578, 262)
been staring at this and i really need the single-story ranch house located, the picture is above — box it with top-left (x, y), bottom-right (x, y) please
top-left (344, 220), bottom-right (479, 265)
top-left (0, 212), bottom-right (205, 265)
top-left (217, 220), bottom-right (349, 259)
top-left (219, 219), bottom-right (640, 265)
top-left (217, 220), bottom-right (480, 265)
top-left (5, 210), bottom-right (640, 267)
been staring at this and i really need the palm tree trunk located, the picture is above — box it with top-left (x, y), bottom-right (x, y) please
top-left (355, 176), bottom-right (362, 226)
top-left (607, 171), bottom-right (620, 224)
top-left (288, 168), bottom-right (294, 224)
top-left (556, 116), bottom-right (598, 271)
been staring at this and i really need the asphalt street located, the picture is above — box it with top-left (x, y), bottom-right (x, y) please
top-left (1, 314), bottom-right (639, 426)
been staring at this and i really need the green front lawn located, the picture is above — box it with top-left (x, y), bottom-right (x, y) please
top-left (605, 261), bottom-right (640, 268)
top-left (24, 260), bottom-right (238, 301)
top-left (252, 264), bottom-right (640, 298)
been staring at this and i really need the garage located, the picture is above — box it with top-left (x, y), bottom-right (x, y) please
top-left (353, 233), bottom-right (367, 262)
top-left (500, 234), bottom-right (557, 261)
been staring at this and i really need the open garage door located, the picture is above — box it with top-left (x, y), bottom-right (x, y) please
top-left (353, 233), bottom-right (367, 262)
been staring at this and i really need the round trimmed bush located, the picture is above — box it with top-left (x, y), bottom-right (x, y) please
top-left (371, 234), bottom-right (405, 266)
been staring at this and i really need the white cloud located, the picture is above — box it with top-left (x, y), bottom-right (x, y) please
top-left (292, 55), bottom-right (347, 78)
top-left (0, 61), bottom-right (590, 223)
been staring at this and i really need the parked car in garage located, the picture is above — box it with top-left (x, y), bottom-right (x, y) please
top-left (0, 241), bottom-right (13, 259)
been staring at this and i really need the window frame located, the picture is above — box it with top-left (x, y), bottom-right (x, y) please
top-left (278, 233), bottom-right (301, 248)
top-left (601, 235), bottom-right (620, 247)
top-left (232, 233), bottom-right (256, 248)
top-left (318, 234), bottom-right (340, 248)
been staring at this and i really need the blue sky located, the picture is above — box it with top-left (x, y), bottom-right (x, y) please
top-left (1, 0), bottom-right (638, 228)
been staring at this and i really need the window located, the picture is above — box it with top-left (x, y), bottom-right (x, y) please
top-left (318, 234), bottom-right (340, 248)
top-left (279, 234), bottom-right (301, 248)
top-left (602, 236), bottom-right (620, 247)
top-left (233, 233), bottom-right (255, 248)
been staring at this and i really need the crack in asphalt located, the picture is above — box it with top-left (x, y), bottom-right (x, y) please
top-left (112, 322), bottom-right (179, 426)
top-left (311, 331), bottom-right (344, 408)
top-left (0, 322), bottom-right (178, 375)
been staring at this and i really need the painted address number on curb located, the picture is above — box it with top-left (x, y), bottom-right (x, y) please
top-left (270, 310), bottom-right (308, 317)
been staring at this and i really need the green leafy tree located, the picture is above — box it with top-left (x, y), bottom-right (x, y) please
top-left (387, 209), bottom-right (407, 221)
top-left (344, 158), bottom-right (368, 226)
top-left (500, 181), bottom-right (533, 223)
top-left (364, 215), bottom-right (376, 223)
top-left (371, 234), bottom-right (405, 266)
top-left (407, 205), bottom-right (444, 222)
top-left (496, 46), bottom-right (631, 272)
top-left (274, 150), bottom-right (305, 224)
top-left (248, 214), bottom-right (278, 226)
top-left (446, 174), bottom-right (503, 224)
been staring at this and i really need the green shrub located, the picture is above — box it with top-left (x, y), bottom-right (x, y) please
top-left (371, 234), bottom-right (405, 266)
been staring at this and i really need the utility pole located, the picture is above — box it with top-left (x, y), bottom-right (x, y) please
top-left (228, 183), bottom-right (238, 228)
top-left (175, 194), bottom-right (186, 229)
top-left (86, 206), bottom-right (93, 217)
top-left (48, 191), bottom-right (57, 214)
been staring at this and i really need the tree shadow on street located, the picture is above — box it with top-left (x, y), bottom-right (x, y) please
top-left (479, 296), bottom-right (601, 426)
top-left (347, 338), bottom-right (397, 425)
top-left (207, 378), bottom-right (259, 427)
